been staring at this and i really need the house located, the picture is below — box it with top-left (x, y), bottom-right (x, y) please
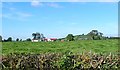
top-left (32, 38), bottom-right (57, 42)
top-left (45, 38), bottom-right (57, 42)
top-left (32, 39), bottom-right (39, 42)
top-left (50, 38), bottom-right (57, 41)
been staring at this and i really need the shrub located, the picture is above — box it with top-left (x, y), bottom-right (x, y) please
top-left (1, 52), bottom-right (119, 70)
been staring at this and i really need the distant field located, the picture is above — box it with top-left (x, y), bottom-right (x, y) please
top-left (2, 39), bottom-right (118, 56)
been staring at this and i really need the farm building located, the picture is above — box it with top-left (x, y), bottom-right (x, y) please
top-left (45, 38), bottom-right (57, 42)
top-left (32, 39), bottom-right (39, 42)
top-left (32, 38), bottom-right (57, 42)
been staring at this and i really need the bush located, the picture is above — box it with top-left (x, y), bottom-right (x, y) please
top-left (1, 52), bottom-right (119, 70)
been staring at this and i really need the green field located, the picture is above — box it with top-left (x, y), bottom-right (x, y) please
top-left (2, 39), bottom-right (119, 69)
top-left (2, 39), bottom-right (118, 56)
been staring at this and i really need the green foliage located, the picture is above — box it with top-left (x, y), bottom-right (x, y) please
top-left (0, 35), bottom-right (2, 42)
top-left (109, 37), bottom-right (120, 39)
top-left (2, 39), bottom-right (119, 69)
top-left (26, 38), bottom-right (31, 41)
top-left (7, 37), bottom-right (12, 42)
top-left (87, 30), bottom-right (104, 40)
top-left (16, 38), bottom-right (19, 41)
top-left (2, 52), bottom-right (119, 69)
top-left (20, 39), bottom-right (22, 41)
top-left (60, 51), bottom-right (74, 70)
top-left (2, 53), bottom-right (62, 70)
top-left (71, 30), bottom-right (105, 40)
top-left (32, 32), bottom-right (45, 41)
top-left (93, 36), bottom-right (99, 40)
top-left (74, 35), bottom-right (80, 41)
top-left (66, 34), bottom-right (74, 41)
top-left (2, 39), bottom-right (118, 56)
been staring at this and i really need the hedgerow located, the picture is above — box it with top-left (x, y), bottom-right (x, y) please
top-left (1, 51), bottom-right (120, 70)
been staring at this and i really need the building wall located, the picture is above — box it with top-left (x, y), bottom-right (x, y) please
top-left (32, 40), bottom-right (39, 42)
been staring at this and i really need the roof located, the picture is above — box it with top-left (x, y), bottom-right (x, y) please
top-left (50, 38), bottom-right (57, 40)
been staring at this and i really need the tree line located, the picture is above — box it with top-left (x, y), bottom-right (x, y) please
top-left (66, 30), bottom-right (104, 41)
top-left (32, 32), bottom-right (45, 41)
top-left (0, 30), bottom-right (119, 42)
top-left (61, 30), bottom-right (120, 41)
top-left (0, 32), bottom-right (45, 42)
top-left (0, 36), bottom-right (31, 42)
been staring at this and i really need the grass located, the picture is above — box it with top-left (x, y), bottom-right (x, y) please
top-left (2, 39), bottom-right (118, 56)
top-left (1, 39), bottom-right (119, 69)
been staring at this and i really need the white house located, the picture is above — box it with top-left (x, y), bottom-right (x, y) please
top-left (32, 39), bottom-right (39, 42)
top-left (32, 38), bottom-right (57, 42)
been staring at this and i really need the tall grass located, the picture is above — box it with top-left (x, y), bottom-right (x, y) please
top-left (2, 39), bottom-right (118, 56)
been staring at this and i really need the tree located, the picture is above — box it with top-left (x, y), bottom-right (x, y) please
top-left (98, 32), bottom-right (103, 40)
top-left (7, 37), bottom-right (12, 42)
top-left (87, 30), bottom-right (98, 36)
top-left (74, 35), bottom-right (80, 41)
top-left (16, 38), bottom-right (19, 41)
top-left (20, 39), bottom-right (22, 41)
top-left (26, 38), bottom-right (31, 41)
top-left (87, 30), bottom-right (103, 40)
top-left (32, 32), bottom-right (45, 41)
top-left (40, 33), bottom-right (45, 41)
top-left (32, 33), bottom-right (37, 39)
top-left (99, 32), bottom-right (103, 37)
top-left (66, 34), bottom-right (74, 41)
top-left (82, 34), bottom-right (84, 35)
top-left (32, 32), bottom-right (41, 40)
top-left (36, 32), bottom-right (40, 39)
top-left (0, 35), bottom-right (2, 42)
top-left (93, 36), bottom-right (99, 40)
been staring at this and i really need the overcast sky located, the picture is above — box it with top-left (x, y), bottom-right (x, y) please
top-left (2, 1), bottom-right (118, 40)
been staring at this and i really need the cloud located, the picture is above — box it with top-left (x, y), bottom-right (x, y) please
top-left (98, 0), bottom-right (119, 2)
top-left (31, 0), bottom-right (43, 7)
top-left (68, 0), bottom-right (119, 2)
top-left (2, 7), bottom-right (16, 11)
top-left (31, 0), bottom-right (63, 8)
top-left (2, 3), bottom-right (16, 11)
top-left (68, 0), bottom-right (85, 2)
top-left (47, 3), bottom-right (63, 8)
top-left (1, 0), bottom-right (119, 2)
top-left (2, 2), bottom-right (33, 21)
top-left (2, 12), bottom-right (33, 21)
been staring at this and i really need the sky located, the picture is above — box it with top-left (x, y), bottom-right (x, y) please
top-left (1, 1), bottom-right (118, 40)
